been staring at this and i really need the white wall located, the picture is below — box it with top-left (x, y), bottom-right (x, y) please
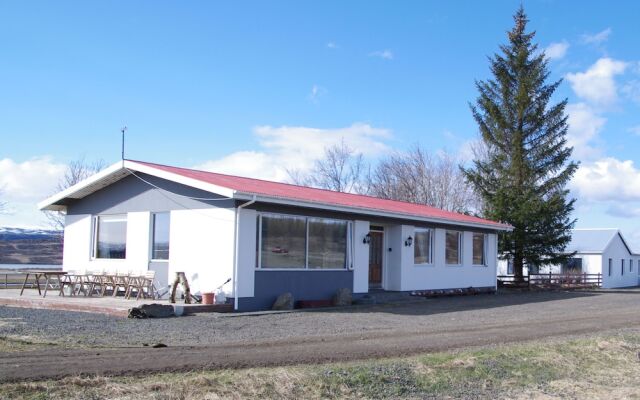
top-left (62, 214), bottom-right (92, 271)
top-left (601, 236), bottom-right (638, 288)
top-left (63, 212), bottom-right (153, 274)
top-left (384, 225), bottom-right (404, 291)
top-left (398, 227), bottom-right (497, 291)
top-left (125, 212), bottom-right (151, 273)
top-left (169, 208), bottom-right (235, 295)
top-left (81, 212), bottom-right (151, 274)
top-left (235, 208), bottom-right (257, 298)
top-left (352, 220), bottom-right (370, 293)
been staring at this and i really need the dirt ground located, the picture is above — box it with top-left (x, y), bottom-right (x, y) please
top-left (2, 288), bottom-right (640, 382)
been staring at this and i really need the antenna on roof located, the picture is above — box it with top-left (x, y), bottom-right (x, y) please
top-left (121, 126), bottom-right (128, 161)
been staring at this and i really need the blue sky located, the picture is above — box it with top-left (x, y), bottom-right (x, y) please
top-left (1, 1), bottom-right (639, 245)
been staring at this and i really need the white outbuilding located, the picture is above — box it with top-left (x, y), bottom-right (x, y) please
top-left (498, 229), bottom-right (640, 288)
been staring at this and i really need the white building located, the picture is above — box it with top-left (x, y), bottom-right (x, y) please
top-left (498, 229), bottom-right (640, 288)
top-left (39, 159), bottom-right (512, 311)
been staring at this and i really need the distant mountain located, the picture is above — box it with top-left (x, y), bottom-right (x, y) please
top-left (0, 227), bottom-right (63, 265)
top-left (0, 227), bottom-right (62, 241)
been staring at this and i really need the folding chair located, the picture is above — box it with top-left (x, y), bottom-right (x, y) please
top-left (112, 272), bottom-right (130, 297)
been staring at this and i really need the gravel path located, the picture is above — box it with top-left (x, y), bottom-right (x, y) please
top-left (1, 289), bottom-right (640, 381)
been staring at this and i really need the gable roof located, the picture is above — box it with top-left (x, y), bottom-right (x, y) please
top-left (39, 159), bottom-right (512, 231)
top-left (567, 229), bottom-right (637, 255)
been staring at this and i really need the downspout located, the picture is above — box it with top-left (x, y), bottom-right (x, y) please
top-left (233, 195), bottom-right (257, 311)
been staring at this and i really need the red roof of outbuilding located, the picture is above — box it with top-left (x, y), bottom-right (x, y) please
top-left (130, 160), bottom-right (510, 230)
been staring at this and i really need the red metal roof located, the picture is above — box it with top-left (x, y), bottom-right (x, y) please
top-left (131, 160), bottom-right (510, 230)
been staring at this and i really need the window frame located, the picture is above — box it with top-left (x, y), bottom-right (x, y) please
top-left (91, 214), bottom-right (128, 260)
top-left (471, 232), bottom-right (487, 267)
top-left (255, 212), bottom-right (351, 271)
top-left (445, 230), bottom-right (463, 266)
top-left (150, 212), bottom-right (171, 262)
top-left (413, 228), bottom-right (434, 266)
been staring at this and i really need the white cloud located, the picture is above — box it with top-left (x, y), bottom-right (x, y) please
top-left (628, 125), bottom-right (640, 136)
top-left (195, 123), bottom-right (392, 182)
top-left (565, 58), bottom-right (628, 105)
top-left (369, 49), bottom-right (394, 60)
top-left (565, 103), bottom-right (606, 160)
top-left (572, 158), bottom-right (640, 203)
top-left (326, 42), bottom-right (338, 49)
top-left (0, 157), bottom-right (66, 228)
top-left (606, 203), bottom-right (640, 218)
top-left (308, 84), bottom-right (327, 103)
top-left (544, 41), bottom-right (569, 60)
top-left (581, 28), bottom-right (612, 45)
top-left (622, 79), bottom-right (640, 104)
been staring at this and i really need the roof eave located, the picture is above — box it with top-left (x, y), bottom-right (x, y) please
top-left (38, 161), bottom-right (127, 211)
top-left (234, 192), bottom-right (513, 231)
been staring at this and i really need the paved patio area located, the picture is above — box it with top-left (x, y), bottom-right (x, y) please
top-left (0, 289), bottom-right (229, 317)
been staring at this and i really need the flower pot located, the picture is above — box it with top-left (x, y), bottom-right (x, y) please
top-left (202, 292), bottom-right (215, 305)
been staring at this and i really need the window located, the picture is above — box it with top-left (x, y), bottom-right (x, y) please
top-left (630, 259), bottom-right (633, 273)
top-left (562, 258), bottom-right (582, 274)
top-left (507, 259), bottom-right (514, 275)
top-left (445, 230), bottom-right (462, 265)
top-left (93, 215), bottom-right (127, 259)
top-left (260, 214), bottom-right (307, 269)
top-left (608, 258), bottom-right (612, 276)
top-left (622, 259), bottom-right (625, 275)
top-left (151, 212), bottom-right (170, 260)
top-left (414, 228), bottom-right (433, 264)
top-left (257, 213), bottom-right (349, 270)
top-left (308, 218), bottom-right (348, 269)
top-left (472, 233), bottom-right (486, 265)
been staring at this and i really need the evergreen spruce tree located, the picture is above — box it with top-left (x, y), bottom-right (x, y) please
top-left (463, 7), bottom-right (578, 281)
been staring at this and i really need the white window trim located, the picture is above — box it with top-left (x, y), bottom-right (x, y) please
top-left (255, 212), bottom-right (351, 271)
top-left (413, 228), bottom-right (434, 266)
top-left (472, 233), bottom-right (488, 267)
top-left (150, 212), bottom-right (170, 262)
top-left (445, 230), bottom-right (463, 266)
top-left (91, 214), bottom-right (128, 261)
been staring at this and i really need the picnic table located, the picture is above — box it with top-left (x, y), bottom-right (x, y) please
top-left (19, 270), bottom-right (68, 298)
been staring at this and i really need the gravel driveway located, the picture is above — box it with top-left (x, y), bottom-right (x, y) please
top-left (2, 289), bottom-right (640, 381)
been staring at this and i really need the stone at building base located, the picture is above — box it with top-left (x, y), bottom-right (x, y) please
top-left (128, 303), bottom-right (175, 319)
top-left (272, 292), bottom-right (294, 310)
top-left (332, 288), bottom-right (353, 306)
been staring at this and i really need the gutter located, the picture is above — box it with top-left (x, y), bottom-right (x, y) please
top-left (233, 195), bottom-right (257, 311)
top-left (233, 193), bottom-right (513, 232)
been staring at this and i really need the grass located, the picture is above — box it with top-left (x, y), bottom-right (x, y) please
top-left (3, 331), bottom-right (640, 399)
top-left (0, 336), bottom-right (59, 353)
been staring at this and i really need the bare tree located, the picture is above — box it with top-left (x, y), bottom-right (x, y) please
top-left (288, 139), bottom-right (370, 194)
top-left (44, 157), bottom-right (107, 231)
top-left (369, 145), bottom-right (480, 213)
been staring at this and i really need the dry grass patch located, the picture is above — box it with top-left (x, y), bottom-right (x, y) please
top-left (2, 331), bottom-right (640, 399)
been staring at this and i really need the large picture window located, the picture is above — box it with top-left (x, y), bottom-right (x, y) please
top-left (414, 228), bottom-right (433, 264)
top-left (472, 233), bottom-right (486, 265)
top-left (308, 218), bottom-right (348, 269)
top-left (94, 215), bottom-right (127, 259)
top-left (445, 230), bottom-right (462, 265)
top-left (260, 214), bottom-right (307, 269)
top-left (151, 212), bottom-right (170, 260)
top-left (258, 213), bottom-right (349, 270)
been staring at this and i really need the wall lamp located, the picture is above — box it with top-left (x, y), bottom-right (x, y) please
top-left (404, 236), bottom-right (413, 247)
top-left (363, 233), bottom-right (371, 245)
